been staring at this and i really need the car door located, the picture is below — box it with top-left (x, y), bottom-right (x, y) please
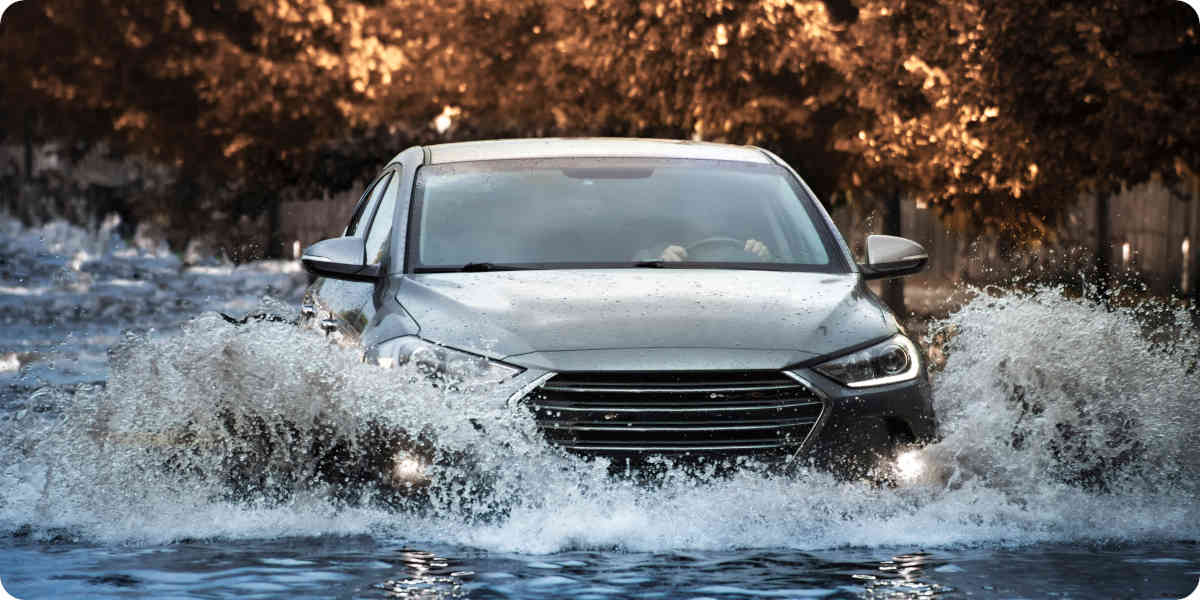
top-left (301, 169), bottom-right (396, 342)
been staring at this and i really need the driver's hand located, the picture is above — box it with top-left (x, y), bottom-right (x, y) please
top-left (660, 245), bottom-right (688, 262)
top-left (744, 239), bottom-right (772, 259)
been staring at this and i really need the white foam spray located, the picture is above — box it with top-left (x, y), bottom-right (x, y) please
top-left (0, 286), bottom-right (1196, 553)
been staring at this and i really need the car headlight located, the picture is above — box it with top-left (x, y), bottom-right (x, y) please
top-left (813, 334), bottom-right (920, 388)
top-left (365, 336), bottom-right (523, 385)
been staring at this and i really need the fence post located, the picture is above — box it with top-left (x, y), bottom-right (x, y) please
top-left (1095, 190), bottom-right (1111, 297)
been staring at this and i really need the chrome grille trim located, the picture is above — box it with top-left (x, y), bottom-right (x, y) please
top-left (523, 370), bottom-right (828, 455)
top-left (540, 420), bottom-right (820, 433)
top-left (505, 372), bottom-right (557, 406)
top-left (560, 443), bottom-right (793, 452)
top-left (782, 371), bottom-right (831, 464)
top-left (531, 400), bottom-right (823, 413)
top-left (540, 383), bottom-right (805, 394)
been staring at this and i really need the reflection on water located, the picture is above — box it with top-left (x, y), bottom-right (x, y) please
top-left (2, 537), bottom-right (1196, 599)
top-left (374, 549), bottom-right (472, 599)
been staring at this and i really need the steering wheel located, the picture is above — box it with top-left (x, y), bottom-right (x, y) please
top-left (684, 236), bottom-right (754, 261)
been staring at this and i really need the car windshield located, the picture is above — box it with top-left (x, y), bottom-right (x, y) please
top-left (408, 157), bottom-right (846, 272)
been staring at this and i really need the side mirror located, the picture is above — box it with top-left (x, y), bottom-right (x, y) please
top-left (301, 237), bottom-right (380, 282)
top-left (858, 235), bottom-right (928, 280)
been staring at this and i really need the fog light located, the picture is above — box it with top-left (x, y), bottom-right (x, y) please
top-left (390, 451), bottom-right (429, 486)
top-left (894, 450), bottom-right (925, 482)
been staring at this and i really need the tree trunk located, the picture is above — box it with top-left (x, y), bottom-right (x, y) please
top-left (23, 108), bottom-right (34, 183)
top-left (1095, 190), bottom-right (1111, 297)
top-left (266, 197), bottom-right (283, 259)
top-left (882, 187), bottom-right (905, 315)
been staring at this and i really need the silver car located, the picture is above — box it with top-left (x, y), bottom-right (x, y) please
top-left (301, 138), bottom-right (936, 478)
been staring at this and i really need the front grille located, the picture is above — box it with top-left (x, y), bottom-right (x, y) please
top-left (523, 371), bottom-right (824, 455)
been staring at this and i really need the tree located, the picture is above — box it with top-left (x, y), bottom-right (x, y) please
top-left (2, 0), bottom-right (1196, 260)
top-left (836, 0), bottom-right (1199, 236)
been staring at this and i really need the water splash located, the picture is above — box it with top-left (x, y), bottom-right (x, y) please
top-left (925, 286), bottom-right (1200, 496)
top-left (0, 286), bottom-right (1197, 552)
top-left (0, 212), bottom-right (306, 389)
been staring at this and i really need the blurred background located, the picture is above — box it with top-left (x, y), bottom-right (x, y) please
top-left (2, 0), bottom-right (1198, 316)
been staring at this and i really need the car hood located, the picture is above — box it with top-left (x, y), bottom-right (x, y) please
top-left (393, 269), bottom-right (896, 370)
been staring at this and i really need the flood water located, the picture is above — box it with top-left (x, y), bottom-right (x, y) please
top-left (1, 216), bottom-right (1198, 599)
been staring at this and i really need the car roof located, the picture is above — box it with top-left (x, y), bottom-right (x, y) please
top-left (418, 138), bottom-right (774, 165)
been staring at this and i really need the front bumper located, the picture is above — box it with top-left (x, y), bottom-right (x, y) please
top-left (502, 364), bottom-right (937, 473)
top-left (789, 366), bottom-right (938, 475)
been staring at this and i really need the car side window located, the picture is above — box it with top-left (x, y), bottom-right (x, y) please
top-left (344, 174), bottom-right (392, 237)
top-left (364, 169), bottom-right (401, 266)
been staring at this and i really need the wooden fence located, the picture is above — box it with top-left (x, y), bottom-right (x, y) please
top-left (828, 176), bottom-right (1200, 310)
top-left (279, 187), bottom-right (360, 258)
top-left (1106, 176), bottom-right (1200, 296)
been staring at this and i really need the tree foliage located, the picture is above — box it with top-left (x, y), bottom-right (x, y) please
top-left (2, 0), bottom-right (1197, 247)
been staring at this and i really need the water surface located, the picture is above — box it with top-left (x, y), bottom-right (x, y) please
top-left (1, 216), bottom-right (1197, 599)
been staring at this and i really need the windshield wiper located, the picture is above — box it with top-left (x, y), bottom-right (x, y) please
top-left (458, 262), bottom-right (530, 272)
top-left (633, 261), bottom-right (707, 268)
top-left (633, 260), bottom-right (668, 268)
